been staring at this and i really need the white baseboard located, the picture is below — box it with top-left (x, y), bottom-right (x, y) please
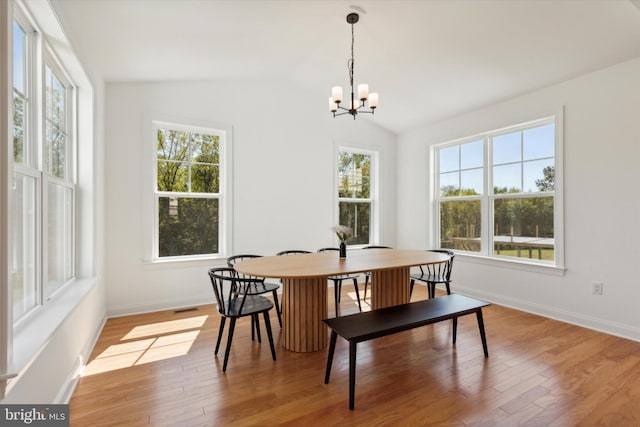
top-left (56, 315), bottom-right (107, 404)
top-left (453, 284), bottom-right (640, 343)
top-left (107, 296), bottom-right (213, 318)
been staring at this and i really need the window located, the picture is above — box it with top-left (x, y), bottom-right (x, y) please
top-left (154, 123), bottom-right (225, 259)
top-left (11, 12), bottom-right (77, 322)
top-left (435, 116), bottom-right (561, 265)
top-left (337, 148), bottom-right (376, 246)
top-left (44, 62), bottom-right (75, 298)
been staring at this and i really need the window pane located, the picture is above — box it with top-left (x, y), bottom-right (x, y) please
top-left (47, 182), bottom-right (74, 297)
top-left (157, 129), bottom-right (219, 194)
top-left (493, 163), bottom-right (521, 194)
top-left (523, 124), bottom-right (554, 160)
top-left (12, 173), bottom-right (38, 321)
top-left (46, 122), bottom-right (67, 179)
top-left (440, 172), bottom-right (459, 197)
top-left (45, 66), bottom-right (68, 179)
top-left (339, 201), bottom-right (370, 245)
top-left (157, 160), bottom-right (188, 192)
top-left (158, 197), bottom-right (219, 257)
top-left (157, 129), bottom-right (189, 162)
top-left (523, 159), bottom-right (554, 193)
top-left (460, 168), bottom-right (483, 196)
top-left (52, 75), bottom-right (66, 129)
top-left (493, 131), bottom-right (521, 165)
top-left (191, 133), bottom-right (219, 164)
top-left (338, 152), bottom-right (371, 199)
top-left (460, 139), bottom-right (483, 169)
top-left (13, 21), bottom-right (25, 94)
top-left (13, 92), bottom-right (25, 164)
top-left (191, 164), bottom-right (219, 193)
top-left (493, 197), bottom-right (554, 261)
top-left (440, 199), bottom-right (481, 252)
top-left (439, 145), bottom-right (459, 173)
top-left (13, 21), bottom-right (26, 164)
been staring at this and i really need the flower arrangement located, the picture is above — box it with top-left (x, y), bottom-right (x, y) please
top-left (333, 225), bottom-right (353, 242)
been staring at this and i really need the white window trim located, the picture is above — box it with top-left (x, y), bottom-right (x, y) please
top-left (430, 109), bottom-right (564, 273)
top-left (142, 115), bottom-right (233, 263)
top-left (335, 145), bottom-right (379, 247)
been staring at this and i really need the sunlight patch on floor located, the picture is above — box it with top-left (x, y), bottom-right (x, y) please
top-left (82, 316), bottom-right (207, 376)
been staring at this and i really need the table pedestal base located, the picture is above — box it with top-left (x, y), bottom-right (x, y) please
top-left (282, 276), bottom-right (328, 352)
top-left (370, 267), bottom-right (411, 310)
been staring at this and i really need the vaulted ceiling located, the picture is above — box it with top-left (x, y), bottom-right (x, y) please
top-left (53, 0), bottom-right (640, 133)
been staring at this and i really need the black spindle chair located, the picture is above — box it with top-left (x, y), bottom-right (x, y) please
top-left (207, 267), bottom-right (277, 373)
top-left (317, 248), bottom-right (362, 317)
top-left (227, 254), bottom-right (282, 328)
top-left (409, 249), bottom-right (455, 299)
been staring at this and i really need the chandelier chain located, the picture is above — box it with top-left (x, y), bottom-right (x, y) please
top-left (348, 21), bottom-right (354, 88)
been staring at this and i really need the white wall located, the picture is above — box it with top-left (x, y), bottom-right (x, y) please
top-left (105, 79), bottom-right (396, 316)
top-left (397, 57), bottom-right (640, 340)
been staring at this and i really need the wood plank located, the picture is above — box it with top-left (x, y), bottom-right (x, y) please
top-left (69, 285), bottom-right (640, 426)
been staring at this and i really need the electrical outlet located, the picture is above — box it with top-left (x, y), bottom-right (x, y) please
top-left (592, 281), bottom-right (603, 295)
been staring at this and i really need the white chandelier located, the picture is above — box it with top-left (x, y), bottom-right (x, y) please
top-left (329, 13), bottom-right (379, 119)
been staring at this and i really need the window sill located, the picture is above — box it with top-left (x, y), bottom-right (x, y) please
top-left (454, 252), bottom-right (566, 276)
top-left (8, 278), bottom-right (99, 389)
top-left (142, 255), bottom-right (228, 270)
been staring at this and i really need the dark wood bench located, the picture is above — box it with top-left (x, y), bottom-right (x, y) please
top-left (323, 294), bottom-right (490, 409)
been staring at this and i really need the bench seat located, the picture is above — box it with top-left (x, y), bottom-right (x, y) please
top-left (323, 294), bottom-right (490, 409)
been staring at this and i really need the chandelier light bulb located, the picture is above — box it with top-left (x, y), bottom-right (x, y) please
top-left (368, 93), bottom-right (379, 109)
top-left (331, 86), bottom-right (343, 104)
top-left (329, 97), bottom-right (338, 112)
top-left (357, 84), bottom-right (369, 101)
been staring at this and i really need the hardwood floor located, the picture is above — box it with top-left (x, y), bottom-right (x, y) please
top-left (70, 285), bottom-right (640, 426)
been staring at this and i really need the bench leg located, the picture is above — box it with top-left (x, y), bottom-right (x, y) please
top-left (476, 309), bottom-right (489, 357)
top-left (349, 341), bottom-right (357, 410)
top-left (452, 316), bottom-right (458, 344)
top-left (324, 331), bottom-right (338, 384)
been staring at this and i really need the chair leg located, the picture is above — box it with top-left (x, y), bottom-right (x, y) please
top-left (215, 317), bottom-right (226, 355)
top-left (429, 282), bottom-right (436, 299)
top-left (352, 278), bottom-right (362, 312)
top-left (251, 314), bottom-right (262, 343)
top-left (263, 311), bottom-right (277, 361)
top-left (445, 282), bottom-right (451, 295)
top-left (272, 290), bottom-right (282, 327)
top-left (409, 279), bottom-right (415, 298)
top-left (222, 318), bottom-right (237, 372)
top-left (363, 275), bottom-right (369, 300)
top-left (334, 279), bottom-right (341, 317)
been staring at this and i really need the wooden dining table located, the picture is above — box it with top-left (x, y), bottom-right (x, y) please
top-left (233, 248), bottom-right (451, 353)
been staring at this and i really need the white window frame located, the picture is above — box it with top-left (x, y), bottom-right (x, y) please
top-left (10, 7), bottom-right (78, 326)
top-left (42, 47), bottom-right (76, 300)
top-left (148, 118), bottom-right (232, 262)
top-left (11, 8), bottom-right (41, 323)
top-left (432, 112), bottom-right (564, 272)
top-left (336, 146), bottom-right (379, 247)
